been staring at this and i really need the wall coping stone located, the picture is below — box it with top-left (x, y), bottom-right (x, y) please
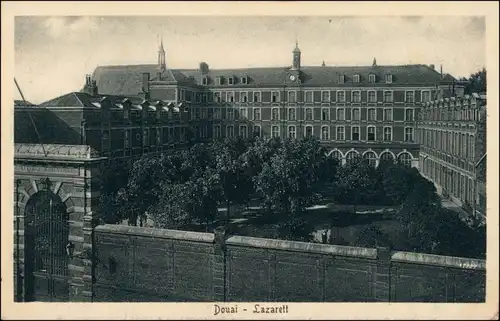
top-left (226, 235), bottom-right (378, 259)
top-left (94, 224), bottom-right (214, 243)
top-left (391, 251), bottom-right (486, 270)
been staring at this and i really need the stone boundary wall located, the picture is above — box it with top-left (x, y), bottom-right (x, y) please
top-left (93, 225), bottom-right (485, 302)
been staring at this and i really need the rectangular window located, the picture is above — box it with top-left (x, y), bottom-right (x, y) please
top-left (271, 108), bottom-right (280, 121)
top-left (384, 91), bottom-right (393, 102)
top-left (226, 125), bottom-right (234, 138)
top-left (200, 126), bottom-right (208, 139)
top-left (253, 92), bottom-right (261, 102)
top-left (405, 108), bottom-right (414, 121)
top-left (240, 108), bottom-right (247, 120)
top-left (405, 127), bottom-right (414, 142)
top-left (304, 108), bottom-right (313, 121)
top-left (383, 108), bottom-right (392, 121)
top-left (227, 92), bottom-right (235, 103)
top-left (338, 75), bottom-right (345, 84)
top-left (214, 108), bottom-right (221, 119)
top-left (352, 91), bottom-right (361, 103)
top-left (271, 125), bottom-right (280, 138)
top-left (369, 74), bottom-right (376, 83)
top-left (305, 126), bottom-right (313, 137)
top-left (215, 92), bottom-right (221, 103)
top-left (384, 127), bottom-right (392, 141)
top-left (214, 125), bottom-right (221, 138)
top-left (352, 126), bottom-right (360, 141)
top-left (322, 108), bottom-right (330, 121)
top-left (353, 75), bottom-right (360, 83)
top-left (288, 91), bottom-right (297, 103)
top-left (272, 91), bottom-right (280, 103)
top-left (367, 108), bottom-right (376, 121)
top-left (385, 74), bottom-right (393, 84)
top-left (422, 91), bottom-right (431, 102)
top-left (288, 108), bottom-right (296, 121)
top-left (288, 126), bottom-right (296, 139)
top-left (322, 91), bottom-right (330, 102)
top-left (337, 91), bottom-right (346, 102)
top-left (228, 77), bottom-right (234, 85)
top-left (405, 91), bottom-right (414, 103)
top-left (240, 92), bottom-right (248, 103)
top-left (253, 125), bottom-right (261, 137)
top-left (336, 126), bottom-right (345, 140)
top-left (337, 108), bottom-right (345, 120)
top-left (227, 108), bottom-right (234, 120)
top-left (321, 126), bottom-right (330, 140)
top-left (253, 108), bottom-right (261, 121)
top-left (367, 126), bottom-right (376, 141)
top-left (352, 108), bottom-right (360, 121)
top-left (305, 91), bottom-right (313, 103)
top-left (207, 108), bottom-right (213, 120)
top-left (368, 91), bottom-right (376, 103)
top-left (201, 108), bottom-right (207, 119)
top-left (239, 125), bottom-right (248, 138)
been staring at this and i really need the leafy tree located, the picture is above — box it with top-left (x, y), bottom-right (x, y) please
top-left (354, 225), bottom-right (392, 248)
top-left (460, 68), bottom-right (486, 95)
top-left (333, 157), bottom-right (377, 212)
top-left (149, 167), bottom-right (222, 231)
top-left (213, 137), bottom-right (252, 223)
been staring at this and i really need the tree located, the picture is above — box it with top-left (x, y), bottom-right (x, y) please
top-left (354, 225), bottom-right (392, 248)
top-left (460, 68), bottom-right (486, 95)
top-left (252, 137), bottom-right (327, 240)
top-left (149, 167), bottom-right (222, 231)
top-left (213, 137), bottom-right (253, 223)
top-left (333, 157), bottom-right (377, 212)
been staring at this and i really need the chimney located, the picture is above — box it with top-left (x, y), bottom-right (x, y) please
top-left (157, 71), bottom-right (162, 81)
top-left (440, 65), bottom-right (443, 79)
top-left (199, 62), bottom-right (209, 74)
top-left (142, 72), bottom-right (150, 94)
top-left (321, 61), bottom-right (326, 67)
top-left (91, 80), bottom-right (98, 96)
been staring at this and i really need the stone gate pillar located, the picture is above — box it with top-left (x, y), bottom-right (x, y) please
top-left (14, 144), bottom-right (106, 302)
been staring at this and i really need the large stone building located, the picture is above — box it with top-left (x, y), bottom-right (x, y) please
top-left (13, 41), bottom-right (476, 302)
top-left (16, 41), bottom-right (464, 168)
top-left (417, 93), bottom-right (487, 220)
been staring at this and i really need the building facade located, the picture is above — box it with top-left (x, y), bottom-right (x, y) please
top-left (417, 93), bottom-right (487, 219)
top-left (17, 42), bottom-right (463, 168)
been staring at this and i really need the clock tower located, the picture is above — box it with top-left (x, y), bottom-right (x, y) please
top-left (292, 41), bottom-right (301, 70)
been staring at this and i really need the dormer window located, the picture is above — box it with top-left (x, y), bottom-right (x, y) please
top-left (385, 74), bottom-right (393, 84)
top-left (241, 76), bottom-right (248, 84)
top-left (228, 77), bottom-right (234, 85)
top-left (216, 77), bottom-right (223, 86)
top-left (202, 76), bottom-right (209, 86)
top-left (369, 74), bottom-right (376, 83)
top-left (353, 74), bottom-right (360, 83)
top-left (338, 75), bottom-right (345, 84)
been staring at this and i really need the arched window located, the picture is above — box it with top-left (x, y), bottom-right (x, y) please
top-left (379, 152), bottom-right (395, 165)
top-left (363, 151), bottom-right (377, 167)
top-left (398, 152), bottom-right (413, 167)
top-left (330, 150), bottom-right (342, 161)
top-left (345, 151), bottom-right (359, 165)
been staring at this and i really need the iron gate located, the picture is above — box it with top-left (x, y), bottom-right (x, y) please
top-left (24, 180), bottom-right (70, 302)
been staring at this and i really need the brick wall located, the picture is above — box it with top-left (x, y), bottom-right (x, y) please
top-left (93, 225), bottom-right (485, 302)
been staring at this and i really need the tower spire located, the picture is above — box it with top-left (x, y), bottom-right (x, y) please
top-left (158, 36), bottom-right (166, 72)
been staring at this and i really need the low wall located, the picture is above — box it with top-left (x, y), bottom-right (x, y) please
top-left (93, 225), bottom-right (486, 302)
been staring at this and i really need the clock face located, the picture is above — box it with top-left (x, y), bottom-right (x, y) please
top-left (289, 75), bottom-right (296, 81)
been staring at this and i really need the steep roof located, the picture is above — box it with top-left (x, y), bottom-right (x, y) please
top-left (14, 99), bottom-right (36, 107)
top-left (38, 91), bottom-right (133, 108)
top-left (89, 63), bottom-right (446, 97)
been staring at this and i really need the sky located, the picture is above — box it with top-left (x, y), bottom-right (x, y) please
top-left (14, 16), bottom-right (486, 104)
